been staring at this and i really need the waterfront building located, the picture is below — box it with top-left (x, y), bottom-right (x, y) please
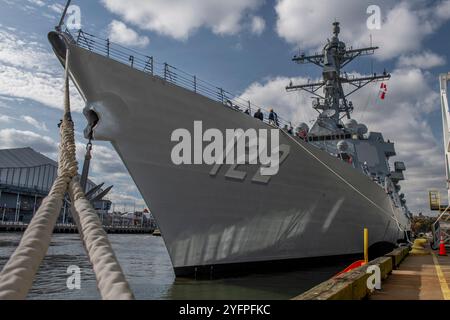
top-left (0, 147), bottom-right (111, 224)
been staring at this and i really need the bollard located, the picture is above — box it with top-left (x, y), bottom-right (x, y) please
top-left (364, 228), bottom-right (369, 264)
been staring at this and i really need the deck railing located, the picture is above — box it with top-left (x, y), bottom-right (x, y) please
top-left (63, 28), bottom-right (292, 129)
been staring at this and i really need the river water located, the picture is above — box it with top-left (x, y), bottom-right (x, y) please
top-left (0, 233), bottom-right (347, 300)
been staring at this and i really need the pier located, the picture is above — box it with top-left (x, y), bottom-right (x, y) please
top-left (0, 222), bottom-right (154, 234)
top-left (293, 243), bottom-right (449, 300)
top-left (370, 250), bottom-right (450, 300)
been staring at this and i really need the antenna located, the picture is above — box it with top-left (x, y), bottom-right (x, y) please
top-left (56, 0), bottom-right (72, 31)
top-left (370, 34), bottom-right (374, 74)
top-left (287, 21), bottom-right (390, 121)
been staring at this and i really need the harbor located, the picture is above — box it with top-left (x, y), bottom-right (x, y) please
top-left (1, 231), bottom-right (448, 300)
top-left (1, 0), bottom-right (450, 309)
top-left (0, 223), bottom-right (153, 234)
top-left (0, 232), bottom-right (350, 300)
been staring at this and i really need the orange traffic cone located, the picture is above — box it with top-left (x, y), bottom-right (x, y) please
top-left (439, 234), bottom-right (447, 256)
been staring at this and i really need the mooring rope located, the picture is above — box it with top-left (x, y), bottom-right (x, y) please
top-left (0, 49), bottom-right (134, 300)
top-left (69, 178), bottom-right (134, 300)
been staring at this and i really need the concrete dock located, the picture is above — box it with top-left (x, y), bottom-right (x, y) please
top-left (370, 250), bottom-right (450, 300)
top-left (293, 244), bottom-right (450, 300)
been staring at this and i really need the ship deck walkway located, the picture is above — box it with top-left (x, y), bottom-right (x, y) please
top-left (370, 248), bottom-right (450, 300)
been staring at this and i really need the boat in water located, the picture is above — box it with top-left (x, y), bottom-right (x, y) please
top-left (48, 19), bottom-right (411, 277)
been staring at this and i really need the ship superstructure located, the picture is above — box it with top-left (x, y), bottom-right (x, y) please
top-left (287, 22), bottom-right (412, 221)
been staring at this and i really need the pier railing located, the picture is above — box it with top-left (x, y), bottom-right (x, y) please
top-left (65, 29), bottom-right (292, 129)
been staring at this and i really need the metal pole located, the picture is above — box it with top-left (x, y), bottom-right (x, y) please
top-left (194, 76), bottom-right (197, 93)
top-left (364, 228), bottom-right (369, 264)
top-left (33, 194), bottom-right (37, 217)
top-left (129, 55), bottom-right (134, 68)
top-left (220, 88), bottom-right (224, 103)
top-left (57, 0), bottom-right (72, 31)
top-left (76, 29), bottom-right (82, 45)
top-left (106, 39), bottom-right (110, 57)
top-left (15, 193), bottom-right (20, 223)
top-left (150, 57), bottom-right (154, 75)
top-left (101, 201), bottom-right (104, 224)
top-left (80, 141), bottom-right (92, 192)
top-left (62, 199), bottom-right (67, 224)
top-left (2, 204), bottom-right (5, 223)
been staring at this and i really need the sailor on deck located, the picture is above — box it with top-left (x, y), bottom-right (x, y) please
top-left (362, 161), bottom-right (370, 175)
top-left (254, 108), bottom-right (264, 121)
top-left (269, 109), bottom-right (279, 127)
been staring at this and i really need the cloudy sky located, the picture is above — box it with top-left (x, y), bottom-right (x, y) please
top-left (0, 0), bottom-right (449, 215)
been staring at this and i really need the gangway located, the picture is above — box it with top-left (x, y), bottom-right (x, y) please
top-left (430, 72), bottom-right (450, 249)
top-left (429, 190), bottom-right (450, 249)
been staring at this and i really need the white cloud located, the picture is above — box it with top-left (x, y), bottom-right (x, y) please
top-left (86, 143), bottom-right (128, 176)
top-left (0, 115), bottom-right (13, 123)
top-left (74, 141), bottom-right (146, 208)
top-left (27, 0), bottom-right (45, 7)
top-left (0, 64), bottom-right (83, 112)
top-left (48, 3), bottom-right (64, 14)
top-left (239, 76), bottom-right (315, 125)
top-left (436, 0), bottom-right (450, 20)
top-left (0, 128), bottom-right (57, 154)
top-left (250, 16), bottom-right (266, 35)
top-left (0, 28), bottom-right (84, 112)
top-left (21, 115), bottom-right (49, 132)
top-left (101, 0), bottom-right (264, 40)
top-left (0, 126), bottom-right (144, 207)
top-left (107, 189), bottom-right (147, 209)
top-left (398, 51), bottom-right (446, 69)
top-left (0, 29), bottom-right (56, 72)
top-left (108, 20), bottom-right (150, 48)
top-left (275, 0), bottom-right (450, 60)
top-left (239, 67), bottom-right (443, 214)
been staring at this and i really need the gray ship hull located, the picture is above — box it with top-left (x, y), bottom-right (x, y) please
top-left (50, 36), bottom-right (409, 277)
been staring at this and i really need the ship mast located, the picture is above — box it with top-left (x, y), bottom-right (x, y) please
top-left (287, 22), bottom-right (390, 127)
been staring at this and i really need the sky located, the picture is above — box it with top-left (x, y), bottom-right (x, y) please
top-left (0, 0), bottom-right (449, 215)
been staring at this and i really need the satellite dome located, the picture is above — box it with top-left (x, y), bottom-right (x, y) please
top-left (337, 140), bottom-right (349, 153)
top-left (357, 124), bottom-right (368, 135)
top-left (297, 123), bottom-right (309, 132)
top-left (345, 119), bottom-right (358, 129)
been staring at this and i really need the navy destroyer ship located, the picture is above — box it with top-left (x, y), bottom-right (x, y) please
top-left (48, 16), bottom-right (411, 277)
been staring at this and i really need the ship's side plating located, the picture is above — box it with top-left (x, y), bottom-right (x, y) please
top-left (49, 31), bottom-right (409, 277)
